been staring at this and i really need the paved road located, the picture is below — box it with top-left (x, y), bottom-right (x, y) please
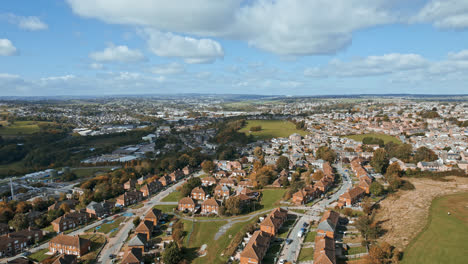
top-left (278, 163), bottom-right (353, 263)
top-left (97, 170), bottom-right (204, 263)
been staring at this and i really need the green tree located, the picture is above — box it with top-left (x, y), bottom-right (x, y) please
top-left (9, 213), bottom-right (28, 231)
top-left (369, 182), bottom-right (384, 196)
top-left (162, 241), bottom-right (182, 264)
top-left (225, 196), bottom-right (242, 215)
top-left (276, 156), bottom-right (290, 171)
top-left (133, 217), bottom-right (141, 227)
top-left (371, 148), bottom-right (389, 173)
top-left (201, 160), bottom-right (215, 173)
top-left (414, 146), bottom-right (438, 163)
top-left (316, 146), bottom-right (337, 163)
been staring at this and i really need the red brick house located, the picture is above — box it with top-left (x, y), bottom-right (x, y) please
top-left (201, 198), bottom-right (219, 214)
top-left (116, 191), bottom-right (143, 207)
top-left (49, 234), bottom-right (91, 257)
top-left (338, 187), bottom-right (365, 207)
top-left (182, 166), bottom-right (192, 176)
top-left (238, 179), bottom-right (254, 188)
top-left (51, 211), bottom-right (89, 232)
top-left (178, 197), bottom-right (196, 212)
top-left (317, 210), bottom-right (340, 239)
top-left (260, 207), bottom-right (288, 236)
top-left (190, 187), bottom-right (206, 201)
top-left (158, 175), bottom-right (171, 187)
top-left (169, 170), bottom-right (184, 182)
top-left (144, 208), bottom-right (162, 226)
top-left (135, 221), bottom-right (153, 240)
top-left (121, 247), bottom-right (143, 264)
top-left (219, 178), bottom-right (236, 187)
top-left (314, 235), bottom-right (336, 264)
top-left (124, 179), bottom-right (136, 190)
top-left (0, 229), bottom-right (43, 257)
top-left (201, 176), bottom-right (217, 186)
top-left (140, 181), bottom-right (161, 197)
top-left (227, 161), bottom-right (242, 171)
top-left (214, 184), bottom-right (230, 198)
top-left (239, 230), bottom-right (271, 264)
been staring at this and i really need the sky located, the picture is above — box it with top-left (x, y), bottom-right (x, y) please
top-left (1, 0), bottom-right (468, 96)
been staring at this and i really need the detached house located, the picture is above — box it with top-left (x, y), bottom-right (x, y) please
top-left (220, 178), bottom-right (236, 187)
top-left (49, 234), bottom-right (91, 257)
top-left (135, 221), bottom-right (153, 240)
top-left (201, 176), bottom-right (217, 186)
top-left (144, 208), bottom-right (162, 226)
top-left (214, 184), bottom-right (230, 198)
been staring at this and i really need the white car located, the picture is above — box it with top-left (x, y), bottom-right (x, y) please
top-left (279, 259), bottom-right (286, 264)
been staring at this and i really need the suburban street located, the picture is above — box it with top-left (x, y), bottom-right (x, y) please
top-left (97, 170), bottom-right (204, 263)
top-left (278, 163), bottom-right (353, 263)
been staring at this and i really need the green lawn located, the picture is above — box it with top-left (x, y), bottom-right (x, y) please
top-left (304, 231), bottom-right (317, 243)
top-left (343, 133), bottom-right (401, 144)
top-left (0, 121), bottom-right (57, 135)
top-left (277, 218), bottom-right (296, 238)
top-left (260, 189), bottom-right (287, 210)
top-left (402, 192), bottom-right (468, 264)
top-left (162, 190), bottom-right (182, 202)
top-left (153, 204), bottom-right (177, 213)
top-left (97, 217), bottom-right (125, 234)
top-left (80, 234), bottom-right (107, 264)
top-left (239, 120), bottom-right (308, 140)
top-left (298, 247), bottom-right (315, 262)
top-left (71, 167), bottom-right (110, 178)
top-left (347, 246), bottom-right (367, 255)
top-left (28, 248), bottom-right (51, 262)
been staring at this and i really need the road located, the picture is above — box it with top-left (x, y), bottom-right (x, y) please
top-left (278, 163), bottom-right (353, 263)
top-left (97, 170), bottom-right (204, 263)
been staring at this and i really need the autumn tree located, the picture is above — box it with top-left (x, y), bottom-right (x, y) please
top-left (316, 146), bottom-right (337, 163)
top-left (201, 160), bottom-right (215, 173)
top-left (9, 213), bottom-right (28, 231)
top-left (225, 196), bottom-right (243, 215)
top-left (254, 147), bottom-right (264, 159)
top-left (371, 148), bottom-right (389, 173)
top-left (365, 242), bottom-right (401, 264)
top-left (414, 146), bottom-right (438, 163)
top-left (276, 156), bottom-right (290, 171)
top-left (369, 182), bottom-right (384, 196)
top-left (312, 170), bottom-right (325, 181)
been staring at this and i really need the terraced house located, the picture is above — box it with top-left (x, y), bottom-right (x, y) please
top-left (239, 230), bottom-right (271, 264)
top-left (51, 211), bottom-right (89, 232)
top-left (116, 191), bottom-right (143, 207)
top-left (49, 234), bottom-right (91, 257)
top-left (0, 229), bottom-right (43, 257)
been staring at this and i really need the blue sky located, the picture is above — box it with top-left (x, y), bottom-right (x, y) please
top-left (1, 0), bottom-right (468, 96)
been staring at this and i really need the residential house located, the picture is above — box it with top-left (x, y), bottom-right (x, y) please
top-left (201, 176), bottom-right (217, 186)
top-left (313, 236), bottom-right (336, 264)
top-left (338, 187), bottom-right (366, 207)
top-left (124, 179), bottom-right (137, 190)
top-left (144, 208), bottom-right (162, 226)
top-left (260, 207), bottom-right (288, 236)
top-left (140, 181), bottom-right (160, 197)
top-left (292, 186), bottom-right (318, 205)
top-left (169, 170), bottom-right (184, 182)
top-left (214, 184), bottom-right (230, 198)
top-left (121, 247), bottom-right (143, 264)
top-left (52, 254), bottom-right (77, 264)
top-left (227, 161), bottom-right (242, 171)
top-left (178, 197), bottom-right (196, 212)
top-left (191, 187), bottom-right (206, 201)
top-left (316, 210), bottom-right (340, 238)
top-left (201, 198), bottom-right (220, 214)
top-left (158, 175), bottom-right (171, 187)
top-left (238, 180), bottom-right (254, 188)
top-left (219, 178), bottom-right (236, 187)
top-left (128, 233), bottom-right (147, 252)
top-left (0, 229), bottom-right (43, 257)
top-left (49, 234), bottom-right (91, 257)
top-left (232, 169), bottom-right (247, 177)
top-left (48, 200), bottom-right (79, 212)
top-left (116, 191), bottom-right (143, 207)
top-left (135, 221), bottom-right (153, 241)
top-left (213, 170), bottom-right (228, 178)
top-left (51, 211), bottom-right (89, 232)
top-left (183, 166), bottom-right (192, 176)
top-left (86, 201), bottom-right (112, 219)
top-left (239, 230), bottom-right (271, 264)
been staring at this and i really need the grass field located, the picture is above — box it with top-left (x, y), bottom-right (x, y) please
top-left (239, 120), bottom-right (308, 140)
top-left (260, 189), bottom-right (287, 210)
top-left (347, 246), bottom-right (367, 255)
top-left (0, 121), bottom-right (54, 135)
top-left (97, 217), bottom-right (125, 234)
top-left (344, 133), bottom-right (401, 144)
top-left (402, 192), bottom-right (468, 264)
top-left (80, 234), bottom-right (107, 264)
top-left (162, 190), bottom-right (182, 202)
top-left (153, 204), bottom-right (177, 213)
top-left (71, 167), bottom-right (111, 178)
top-left (304, 231), bottom-right (317, 243)
top-left (28, 248), bottom-right (51, 262)
top-left (298, 247), bottom-right (315, 262)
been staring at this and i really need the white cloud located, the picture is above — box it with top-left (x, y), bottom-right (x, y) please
top-left (142, 29), bottom-right (224, 64)
top-left (305, 53), bottom-right (428, 78)
top-left (90, 45), bottom-right (145, 63)
top-left (0, 39), bottom-right (17, 56)
top-left (151, 62), bottom-right (184, 75)
top-left (0, 73), bottom-right (20, 79)
top-left (413, 0), bottom-right (468, 29)
top-left (67, 0), bottom-right (395, 56)
top-left (448, 50), bottom-right (468, 60)
top-left (40, 75), bottom-right (76, 82)
top-left (89, 63), bottom-right (104, 70)
top-left (2, 13), bottom-right (48, 30)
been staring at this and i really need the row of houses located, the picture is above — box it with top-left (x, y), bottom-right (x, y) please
top-left (314, 210), bottom-right (341, 264)
top-left (338, 158), bottom-right (372, 207)
top-left (0, 228), bottom-right (44, 257)
top-left (239, 208), bottom-right (288, 264)
top-left (292, 162), bottom-right (335, 205)
top-left (121, 208), bottom-right (163, 264)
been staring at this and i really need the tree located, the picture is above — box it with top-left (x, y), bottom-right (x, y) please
top-left (276, 156), bottom-right (290, 171)
top-left (180, 177), bottom-right (202, 197)
top-left (385, 163), bottom-right (402, 179)
top-left (253, 147), bottom-right (263, 159)
top-left (162, 241), bottom-right (182, 264)
top-left (133, 217), bottom-right (141, 227)
top-left (225, 196), bottom-right (242, 215)
top-left (312, 170), bottom-right (324, 181)
top-left (9, 213), bottom-right (28, 231)
top-left (414, 147), bottom-right (438, 163)
top-left (369, 182), bottom-right (384, 196)
top-left (201, 160), bottom-right (215, 173)
top-left (371, 148), bottom-right (389, 174)
top-left (316, 146), bottom-right (337, 163)
top-left (365, 242), bottom-right (401, 264)
top-left (355, 213), bottom-right (381, 245)
top-left (59, 203), bottom-right (71, 213)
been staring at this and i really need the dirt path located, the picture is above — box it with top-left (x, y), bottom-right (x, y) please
top-left (375, 176), bottom-right (468, 250)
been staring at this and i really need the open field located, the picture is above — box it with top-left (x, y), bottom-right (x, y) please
top-left (80, 234), bottom-right (107, 264)
top-left (260, 189), bottom-right (287, 210)
top-left (343, 133), bottom-right (401, 144)
top-left (375, 176), bottom-right (468, 250)
top-left (71, 167), bottom-right (111, 178)
top-left (239, 120), bottom-right (308, 140)
top-left (298, 246), bottom-right (315, 262)
top-left (161, 190), bottom-right (182, 202)
top-left (28, 248), bottom-right (50, 262)
top-left (402, 192), bottom-right (468, 264)
top-left (0, 121), bottom-right (54, 135)
top-left (153, 204), bottom-right (177, 213)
